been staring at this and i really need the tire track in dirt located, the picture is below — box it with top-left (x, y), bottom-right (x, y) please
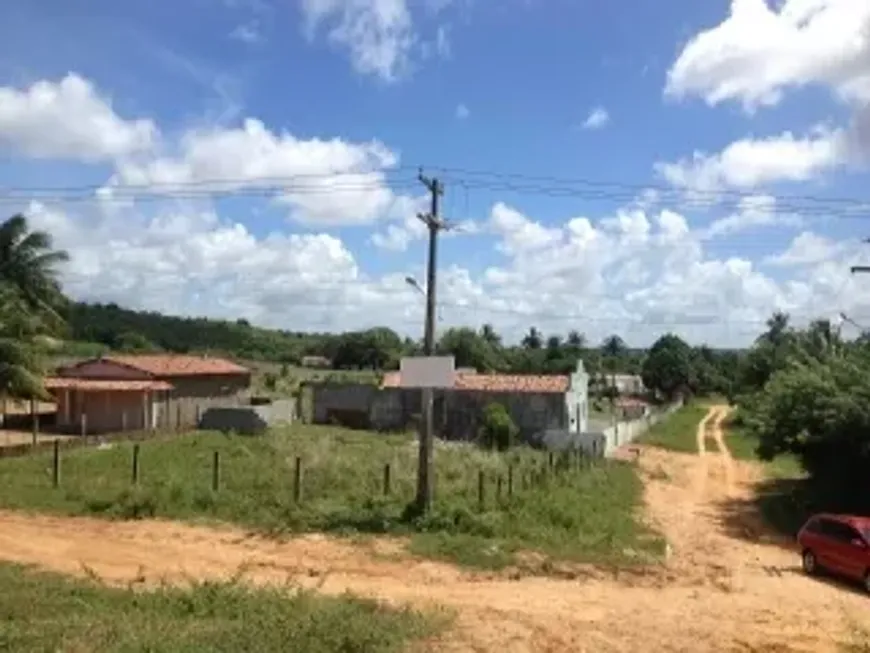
top-left (0, 407), bottom-right (869, 652)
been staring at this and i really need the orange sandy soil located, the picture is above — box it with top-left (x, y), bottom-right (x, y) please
top-left (0, 406), bottom-right (867, 652)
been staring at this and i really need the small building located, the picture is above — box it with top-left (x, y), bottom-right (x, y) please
top-left (312, 361), bottom-right (592, 443)
top-left (49, 354), bottom-right (251, 434)
top-left (610, 374), bottom-right (645, 395)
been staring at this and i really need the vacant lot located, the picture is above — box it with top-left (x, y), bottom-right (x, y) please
top-left (0, 562), bottom-right (442, 653)
top-left (0, 424), bottom-right (662, 570)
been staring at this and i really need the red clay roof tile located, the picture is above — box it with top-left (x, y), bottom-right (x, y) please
top-left (455, 373), bottom-right (569, 393)
top-left (44, 377), bottom-right (173, 392)
top-left (103, 355), bottom-right (249, 378)
top-left (380, 370), bottom-right (568, 393)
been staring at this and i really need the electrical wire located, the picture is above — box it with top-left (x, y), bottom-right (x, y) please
top-left (0, 165), bottom-right (867, 218)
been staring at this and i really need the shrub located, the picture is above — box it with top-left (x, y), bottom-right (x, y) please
top-left (263, 372), bottom-right (278, 391)
top-left (478, 403), bottom-right (518, 451)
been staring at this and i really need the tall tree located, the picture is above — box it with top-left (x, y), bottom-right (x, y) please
top-left (522, 327), bottom-right (543, 350)
top-left (641, 334), bottom-right (693, 400)
top-left (480, 323), bottom-right (502, 348)
top-left (601, 334), bottom-right (626, 359)
top-left (566, 330), bottom-right (585, 349)
top-left (438, 327), bottom-right (501, 371)
top-left (0, 214), bottom-right (69, 398)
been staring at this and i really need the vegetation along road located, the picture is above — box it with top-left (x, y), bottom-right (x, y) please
top-left (1, 406), bottom-right (867, 652)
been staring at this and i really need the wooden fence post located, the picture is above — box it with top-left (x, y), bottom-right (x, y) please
top-left (548, 452), bottom-right (554, 470)
top-left (293, 457), bottom-right (303, 503)
top-left (477, 470), bottom-right (485, 511)
top-left (132, 444), bottom-right (140, 485)
top-left (212, 451), bottom-right (220, 492)
top-left (496, 475), bottom-right (503, 502)
top-left (383, 463), bottom-right (391, 496)
top-left (121, 411), bottom-right (127, 433)
top-left (507, 465), bottom-right (514, 498)
top-left (176, 404), bottom-right (182, 430)
top-left (80, 413), bottom-right (87, 440)
top-left (52, 439), bottom-right (60, 488)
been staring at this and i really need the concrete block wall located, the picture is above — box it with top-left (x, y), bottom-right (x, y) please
top-left (600, 400), bottom-right (684, 456)
top-left (199, 399), bottom-right (296, 435)
top-left (310, 382), bottom-right (568, 443)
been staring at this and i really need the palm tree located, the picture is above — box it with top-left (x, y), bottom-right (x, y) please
top-left (600, 334), bottom-right (627, 401)
top-left (758, 311), bottom-right (790, 347)
top-left (480, 323), bottom-right (502, 348)
top-left (566, 330), bottom-right (585, 349)
top-left (601, 334), bottom-right (626, 359)
top-left (522, 326), bottom-right (543, 350)
top-left (0, 214), bottom-right (69, 398)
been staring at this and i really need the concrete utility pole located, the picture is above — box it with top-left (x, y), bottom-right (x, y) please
top-left (415, 169), bottom-right (446, 515)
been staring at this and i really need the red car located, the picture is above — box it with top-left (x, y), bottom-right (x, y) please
top-left (798, 513), bottom-right (870, 592)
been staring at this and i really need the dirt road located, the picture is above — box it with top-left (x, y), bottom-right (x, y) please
top-left (0, 406), bottom-right (868, 652)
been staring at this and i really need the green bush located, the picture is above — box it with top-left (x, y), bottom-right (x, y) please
top-left (479, 403), bottom-right (518, 451)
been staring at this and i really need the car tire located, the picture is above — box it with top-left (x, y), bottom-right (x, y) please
top-left (802, 549), bottom-right (817, 575)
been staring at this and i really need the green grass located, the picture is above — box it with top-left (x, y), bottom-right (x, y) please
top-left (638, 403), bottom-right (709, 453)
top-left (0, 424), bottom-right (663, 571)
top-left (0, 563), bottom-right (442, 653)
top-left (703, 436), bottom-right (719, 452)
top-left (718, 415), bottom-right (811, 540)
top-left (723, 424), bottom-right (802, 479)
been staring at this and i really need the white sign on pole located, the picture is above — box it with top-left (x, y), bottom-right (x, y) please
top-left (399, 356), bottom-right (456, 389)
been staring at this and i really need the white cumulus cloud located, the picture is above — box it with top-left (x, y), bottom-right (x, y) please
top-left (666, 0), bottom-right (870, 111)
top-left (19, 192), bottom-right (868, 347)
top-left (655, 128), bottom-right (848, 195)
top-left (704, 195), bottom-right (802, 238)
top-left (662, 0), bottom-right (870, 196)
top-left (112, 118), bottom-right (410, 226)
top-left (0, 74), bottom-right (157, 162)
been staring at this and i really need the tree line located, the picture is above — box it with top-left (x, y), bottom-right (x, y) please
top-left (61, 300), bottom-right (749, 396)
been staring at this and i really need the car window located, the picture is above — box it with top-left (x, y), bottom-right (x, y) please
top-left (817, 519), bottom-right (854, 542)
top-left (841, 525), bottom-right (862, 543)
top-left (814, 518), bottom-right (836, 537)
top-left (804, 517), bottom-right (824, 534)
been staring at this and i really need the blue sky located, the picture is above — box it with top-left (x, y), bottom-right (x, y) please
top-left (0, 0), bottom-right (868, 346)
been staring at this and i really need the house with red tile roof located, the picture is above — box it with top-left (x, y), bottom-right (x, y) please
top-left (314, 360), bottom-right (592, 443)
top-left (48, 354), bottom-right (251, 434)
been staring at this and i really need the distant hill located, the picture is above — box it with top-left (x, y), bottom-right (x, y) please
top-left (62, 302), bottom-right (331, 363)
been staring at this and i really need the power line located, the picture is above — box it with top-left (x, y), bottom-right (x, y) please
top-left (255, 293), bottom-right (859, 327)
top-left (0, 166), bottom-right (424, 194)
top-left (427, 164), bottom-right (870, 209)
top-left (0, 165), bottom-right (868, 214)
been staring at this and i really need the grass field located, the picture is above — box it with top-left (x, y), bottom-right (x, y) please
top-left (638, 403), bottom-right (709, 453)
top-left (723, 421), bottom-right (802, 479)
top-left (0, 424), bottom-right (663, 571)
top-left (0, 563), bottom-right (441, 653)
